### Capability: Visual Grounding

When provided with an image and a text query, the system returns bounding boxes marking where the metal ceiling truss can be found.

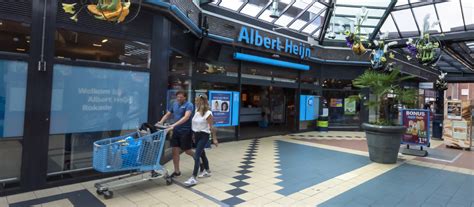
[318,1,334,44]
[286,0,317,27]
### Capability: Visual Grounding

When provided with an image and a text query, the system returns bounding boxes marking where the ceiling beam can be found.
[299,8,326,33]
[388,30,474,45]
[286,0,317,27]
[445,73,474,82]
[444,47,474,72]
[439,57,467,74]
[271,0,296,24]
[335,4,387,10]
[256,1,273,19]
[334,14,383,20]
[237,0,249,13]
[459,0,467,31]
[392,0,448,11]
[319,1,334,44]
[408,0,421,37]
[432,1,443,33]
[369,0,397,41]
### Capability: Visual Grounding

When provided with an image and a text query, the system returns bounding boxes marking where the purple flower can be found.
[406,44,417,57]
[345,36,353,47]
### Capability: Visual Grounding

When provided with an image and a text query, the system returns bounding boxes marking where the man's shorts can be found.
[170,129,192,151]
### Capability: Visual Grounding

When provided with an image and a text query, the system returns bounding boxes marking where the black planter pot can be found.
[362,123,406,164]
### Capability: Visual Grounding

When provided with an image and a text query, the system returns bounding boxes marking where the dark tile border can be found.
[9,190,105,207]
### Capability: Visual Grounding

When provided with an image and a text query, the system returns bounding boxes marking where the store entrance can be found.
[240,85,296,139]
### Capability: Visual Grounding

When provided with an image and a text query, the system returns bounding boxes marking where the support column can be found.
[148,16,171,123]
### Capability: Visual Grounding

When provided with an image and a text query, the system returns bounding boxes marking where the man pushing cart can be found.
[92,123,172,199]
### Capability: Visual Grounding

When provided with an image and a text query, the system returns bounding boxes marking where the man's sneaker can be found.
[184,177,198,186]
[170,171,181,178]
[198,170,211,178]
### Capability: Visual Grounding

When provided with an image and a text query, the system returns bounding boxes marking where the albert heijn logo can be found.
[237,26,311,59]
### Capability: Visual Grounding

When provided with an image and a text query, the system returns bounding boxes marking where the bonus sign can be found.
[401,109,431,146]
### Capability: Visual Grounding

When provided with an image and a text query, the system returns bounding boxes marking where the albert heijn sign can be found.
[237,26,311,59]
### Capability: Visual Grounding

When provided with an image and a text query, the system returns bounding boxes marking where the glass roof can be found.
[210,0,329,39]
[205,0,474,74]
[208,0,474,42]
[379,0,474,39]
[325,0,392,41]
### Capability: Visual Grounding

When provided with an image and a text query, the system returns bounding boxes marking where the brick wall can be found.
[446,83,474,101]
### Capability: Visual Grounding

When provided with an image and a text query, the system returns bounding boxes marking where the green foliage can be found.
[353,68,415,125]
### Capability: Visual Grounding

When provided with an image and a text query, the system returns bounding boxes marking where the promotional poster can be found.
[330,98,343,108]
[401,109,430,146]
[446,100,462,120]
[50,64,150,134]
[344,98,356,115]
[299,95,319,121]
[209,91,232,126]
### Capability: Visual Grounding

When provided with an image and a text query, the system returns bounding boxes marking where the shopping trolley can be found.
[92,128,172,199]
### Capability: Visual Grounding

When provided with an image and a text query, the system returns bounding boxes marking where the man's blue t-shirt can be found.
[169,101,194,132]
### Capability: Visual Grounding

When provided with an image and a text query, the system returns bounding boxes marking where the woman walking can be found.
[184,94,218,186]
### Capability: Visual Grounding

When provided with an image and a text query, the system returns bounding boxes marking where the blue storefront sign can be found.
[237,26,311,59]
[209,91,239,127]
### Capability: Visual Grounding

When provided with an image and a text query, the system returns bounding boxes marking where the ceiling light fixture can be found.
[175,55,183,59]
[16,48,26,52]
[93,43,102,47]
[0,21,3,26]
[101,39,108,43]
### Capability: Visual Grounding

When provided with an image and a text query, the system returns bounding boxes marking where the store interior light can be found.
[175,55,182,58]
[0,21,3,26]
[93,43,102,47]
[101,39,108,43]
[16,48,26,52]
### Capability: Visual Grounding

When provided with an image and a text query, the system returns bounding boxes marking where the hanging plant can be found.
[370,33,397,70]
[344,7,369,55]
[61,0,143,24]
[435,72,448,91]
[405,14,442,66]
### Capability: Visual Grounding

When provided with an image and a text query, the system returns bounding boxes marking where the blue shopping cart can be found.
[93,128,172,199]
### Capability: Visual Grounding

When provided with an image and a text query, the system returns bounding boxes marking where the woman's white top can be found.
[192,110,213,133]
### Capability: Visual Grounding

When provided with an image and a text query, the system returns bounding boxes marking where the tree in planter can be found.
[352,68,418,164]
[352,69,416,126]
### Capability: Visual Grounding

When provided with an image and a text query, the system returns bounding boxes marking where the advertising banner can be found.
[299,95,319,121]
[452,121,468,140]
[232,92,240,126]
[209,91,233,127]
[344,98,356,115]
[446,100,462,120]
[50,64,150,134]
[0,60,27,138]
[401,109,430,146]
[443,100,472,148]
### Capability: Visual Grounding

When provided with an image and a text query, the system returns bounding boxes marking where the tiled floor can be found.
[2,131,473,207]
